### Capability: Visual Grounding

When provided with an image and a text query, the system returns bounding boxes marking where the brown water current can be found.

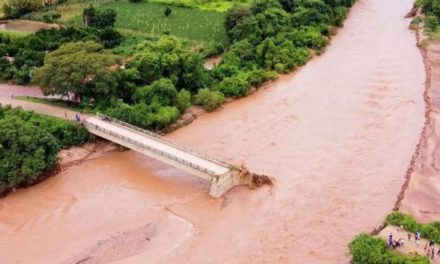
[0,0,427,263]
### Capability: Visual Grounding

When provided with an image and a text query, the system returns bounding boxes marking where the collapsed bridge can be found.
[84,114,271,197]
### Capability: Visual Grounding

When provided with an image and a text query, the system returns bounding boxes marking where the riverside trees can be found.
[33,41,120,102]
[1,0,357,130]
[0,106,88,193]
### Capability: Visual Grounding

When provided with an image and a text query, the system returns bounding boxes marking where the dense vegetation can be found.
[415,0,440,31]
[2,0,45,18]
[349,234,429,264]
[0,105,88,193]
[386,211,440,243]
[0,0,356,131]
[33,41,120,101]
[0,24,122,84]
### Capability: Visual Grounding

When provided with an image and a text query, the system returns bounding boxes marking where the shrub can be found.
[245,69,278,88]
[283,27,327,50]
[0,106,88,193]
[0,58,16,80]
[256,38,310,72]
[132,36,209,93]
[3,0,43,18]
[212,64,240,80]
[349,234,389,263]
[250,0,282,14]
[0,106,89,147]
[425,15,439,31]
[42,11,61,23]
[333,6,349,27]
[105,101,179,130]
[133,78,178,106]
[175,89,191,113]
[349,234,430,264]
[279,0,295,12]
[96,28,124,48]
[216,73,249,97]
[194,88,224,112]
[164,7,172,17]
[0,116,59,192]
[386,212,440,243]
[291,7,330,27]
[225,4,251,37]
[13,64,32,84]
[83,5,117,28]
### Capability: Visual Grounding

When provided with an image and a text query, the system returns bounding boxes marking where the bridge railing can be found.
[84,120,219,177]
[95,113,230,168]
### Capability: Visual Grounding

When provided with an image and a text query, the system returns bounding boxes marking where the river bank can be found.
[0,0,428,263]
[400,25,440,222]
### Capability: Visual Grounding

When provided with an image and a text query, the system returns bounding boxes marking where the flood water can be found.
[0,0,427,263]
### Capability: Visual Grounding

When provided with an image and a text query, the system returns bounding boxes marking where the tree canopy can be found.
[0,115,59,192]
[83,5,117,28]
[33,41,120,101]
[131,36,210,93]
[0,105,88,193]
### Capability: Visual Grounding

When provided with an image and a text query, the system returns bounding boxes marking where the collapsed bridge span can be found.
[84,114,271,197]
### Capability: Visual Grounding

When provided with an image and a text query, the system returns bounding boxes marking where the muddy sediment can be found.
[393,20,432,212]
[0,0,428,263]
[400,26,440,222]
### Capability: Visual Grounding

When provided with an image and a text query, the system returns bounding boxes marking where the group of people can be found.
[390,226,440,260]
[388,233,405,249]
[422,240,439,260]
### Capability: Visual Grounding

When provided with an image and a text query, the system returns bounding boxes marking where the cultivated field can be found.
[97,1,228,45]
[146,0,251,12]
[0,0,4,18]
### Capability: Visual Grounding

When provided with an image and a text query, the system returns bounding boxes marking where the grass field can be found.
[0,29,30,38]
[97,1,228,45]
[146,0,251,12]
[0,0,4,18]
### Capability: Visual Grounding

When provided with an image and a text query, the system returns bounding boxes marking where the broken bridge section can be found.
[83,114,270,197]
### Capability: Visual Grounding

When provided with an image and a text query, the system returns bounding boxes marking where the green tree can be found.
[0,116,59,192]
[279,0,296,12]
[105,101,179,130]
[33,41,119,101]
[3,0,42,18]
[349,234,429,264]
[250,0,282,14]
[215,73,249,97]
[164,7,172,17]
[132,36,209,93]
[83,5,117,28]
[194,88,224,112]
[175,89,191,113]
[225,4,251,37]
[133,78,178,106]
[114,68,141,103]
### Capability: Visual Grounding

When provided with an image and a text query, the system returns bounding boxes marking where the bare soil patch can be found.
[0,19,58,32]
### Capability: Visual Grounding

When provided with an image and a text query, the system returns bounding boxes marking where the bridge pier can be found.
[209,171,238,198]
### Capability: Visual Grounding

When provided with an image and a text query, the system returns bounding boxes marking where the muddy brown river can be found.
[0,0,427,263]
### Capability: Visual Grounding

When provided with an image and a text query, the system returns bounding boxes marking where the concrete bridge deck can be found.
[84,115,242,197]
